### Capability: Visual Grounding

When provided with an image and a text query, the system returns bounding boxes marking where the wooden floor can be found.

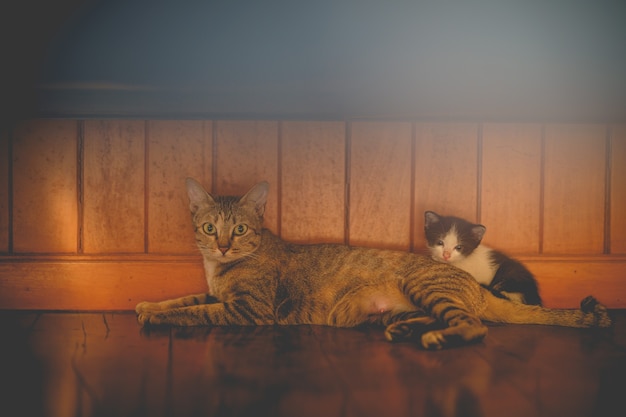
[1,311,625,417]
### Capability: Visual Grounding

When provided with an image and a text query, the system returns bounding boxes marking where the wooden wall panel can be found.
[480,124,542,254]
[0,260,206,310]
[543,125,606,254]
[2,119,625,310]
[281,121,345,243]
[524,259,626,308]
[147,120,212,254]
[611,126,626,254]
[413,123,479,251]
[12,120,78,253]
[83,120,146,253]
[214,121,279,233]
[349,122,412,250]
[0,127,8,252]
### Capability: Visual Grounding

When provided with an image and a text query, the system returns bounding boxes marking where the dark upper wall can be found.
[3,0,626,121]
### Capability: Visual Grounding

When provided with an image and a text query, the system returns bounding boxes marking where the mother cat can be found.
[136,179,611,349]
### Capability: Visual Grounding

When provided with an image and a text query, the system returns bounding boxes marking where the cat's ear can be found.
[471,225,487,241]
[424,211,440,228]
[185,178,215,214]
[240,181,269,217]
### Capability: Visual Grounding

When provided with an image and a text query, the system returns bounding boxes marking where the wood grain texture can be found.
[480,124,542,254]
[413,123,479,251]
[2,311,626,417]
[215,121,279,233]
[349,122,412,250]
[523,259,626,308]
[281,121,345,243]
[6,312,170,417]
[83,120,146,253]
[0,127,8,252]
[611,125,626,254]
[0,259,206,310]
[148,120,212,254]
[543,125,606,254]
[12,120,78,253]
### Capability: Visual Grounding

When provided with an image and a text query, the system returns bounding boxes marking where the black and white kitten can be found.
[424,211,542,306]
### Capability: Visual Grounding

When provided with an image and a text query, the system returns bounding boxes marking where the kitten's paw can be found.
[580,296,612,327]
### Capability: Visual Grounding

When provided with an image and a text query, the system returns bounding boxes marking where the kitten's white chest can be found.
[451,245,497,286]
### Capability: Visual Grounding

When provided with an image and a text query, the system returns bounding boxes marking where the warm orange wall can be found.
[0,119,625,309]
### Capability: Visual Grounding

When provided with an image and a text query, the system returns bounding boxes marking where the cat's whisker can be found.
[241,252,261,261]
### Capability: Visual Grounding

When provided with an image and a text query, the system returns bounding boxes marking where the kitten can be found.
[424,211,541,306]
[135,179,610,350]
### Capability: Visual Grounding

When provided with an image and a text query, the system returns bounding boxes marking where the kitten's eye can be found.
[454,245,463,251]
[202,223,217,235]
[437,240,444,246]
[233,224,248,236]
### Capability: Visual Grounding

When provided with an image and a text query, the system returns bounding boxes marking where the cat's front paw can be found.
[137,311,152,326]
[135,301,162,315]
[135,302,164,326]
[136,309,167,327]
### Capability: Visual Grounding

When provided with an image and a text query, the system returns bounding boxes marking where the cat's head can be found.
[424,211,486,264]
[186,178,268,264]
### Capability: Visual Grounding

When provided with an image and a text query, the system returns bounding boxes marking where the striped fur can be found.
[136,180,611,350]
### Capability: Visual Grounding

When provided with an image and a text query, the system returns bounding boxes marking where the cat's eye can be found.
[202,223,217,235]
[454,245,463,251]
[436,240,444,246]
[233,224,248,236]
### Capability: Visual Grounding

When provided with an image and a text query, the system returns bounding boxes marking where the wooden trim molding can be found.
[1,255,624,310]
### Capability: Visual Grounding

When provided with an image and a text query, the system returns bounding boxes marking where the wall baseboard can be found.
[1,255,624,310]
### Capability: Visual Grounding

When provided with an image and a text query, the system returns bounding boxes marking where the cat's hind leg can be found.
[480,292,612,328]
[399,272,490,349]
[385,307,488,349]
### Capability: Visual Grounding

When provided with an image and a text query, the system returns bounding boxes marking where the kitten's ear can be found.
[424,211,441,228]
[185,178,215,214]
[471,225,487,241]
[240,181,269,217]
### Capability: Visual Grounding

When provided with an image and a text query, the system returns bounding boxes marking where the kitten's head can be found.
[186,178,268,264]
[424,211,486,264]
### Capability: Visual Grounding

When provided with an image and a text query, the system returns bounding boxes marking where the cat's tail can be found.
[479,290,612,328]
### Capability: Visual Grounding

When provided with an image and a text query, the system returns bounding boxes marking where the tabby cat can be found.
[136,179,611,350]
[424,211,542,306]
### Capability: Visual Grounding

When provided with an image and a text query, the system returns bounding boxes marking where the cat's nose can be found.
[218,246,230,255]
[442,251,451,260]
